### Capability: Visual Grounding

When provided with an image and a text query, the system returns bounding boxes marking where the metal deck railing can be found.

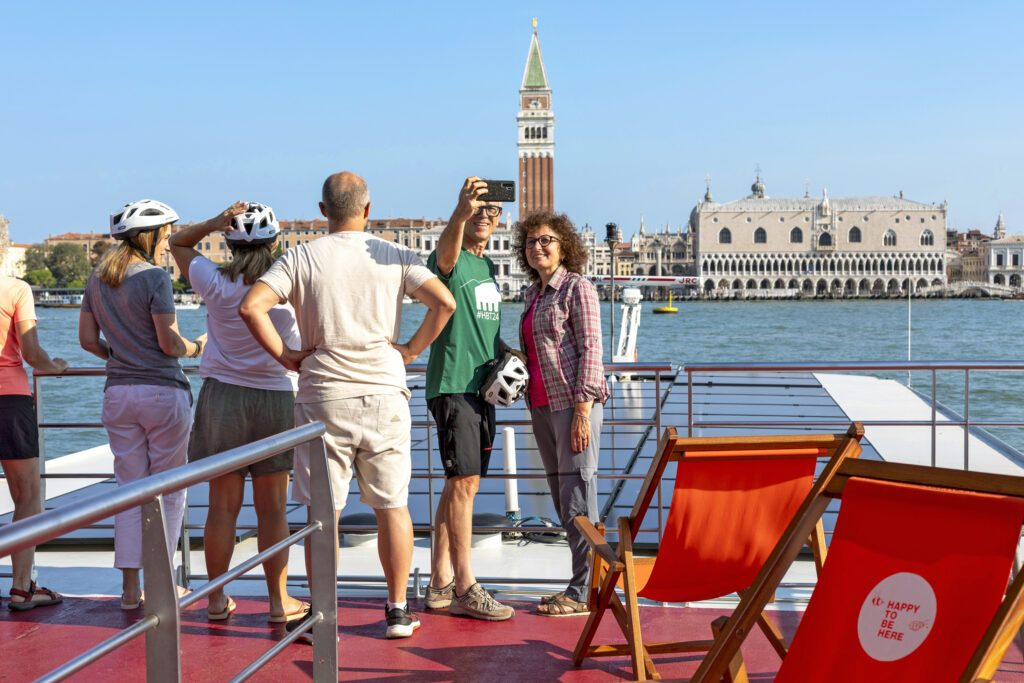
[0,422,338,683]
[9,360,1024,602]
[683,360,1024,468]
[17,364,672,596]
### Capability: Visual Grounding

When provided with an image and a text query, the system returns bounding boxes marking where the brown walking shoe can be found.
[425,580,454,609]
[449,583,514,621]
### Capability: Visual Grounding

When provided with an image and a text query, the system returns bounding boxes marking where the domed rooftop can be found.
[750,174,766,199]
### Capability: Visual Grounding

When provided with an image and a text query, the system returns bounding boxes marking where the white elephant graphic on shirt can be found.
[473,280,501,314]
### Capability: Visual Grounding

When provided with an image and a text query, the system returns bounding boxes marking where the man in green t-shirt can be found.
[423,177,515,621]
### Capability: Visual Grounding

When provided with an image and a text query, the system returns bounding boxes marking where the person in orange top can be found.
[0,272,68,610]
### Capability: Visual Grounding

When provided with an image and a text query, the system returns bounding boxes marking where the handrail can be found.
[0,422,323,556]
[21,363,675,604]
[683,360,1024,470]
[0,422,339,683]
[684,360,1024,372]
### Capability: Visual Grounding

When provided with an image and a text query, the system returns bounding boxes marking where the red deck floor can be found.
[3,596,1024,682]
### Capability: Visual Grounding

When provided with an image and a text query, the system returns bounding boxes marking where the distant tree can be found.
[24,244,52,272]
[272,242,283,259]
[47,243,91,284]
[172,276,188,293]
[24,269,56,287]
[91,240,112,264]
[66,278,86,289]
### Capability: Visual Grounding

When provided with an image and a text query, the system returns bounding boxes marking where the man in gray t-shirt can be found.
[241,171,455,640]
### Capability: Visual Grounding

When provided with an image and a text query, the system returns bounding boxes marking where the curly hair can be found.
[512,211,589,285]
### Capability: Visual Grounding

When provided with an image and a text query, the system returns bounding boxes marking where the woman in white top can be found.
[170,202,307,623]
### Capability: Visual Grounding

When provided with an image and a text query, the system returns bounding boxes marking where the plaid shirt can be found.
[519,266,609,412]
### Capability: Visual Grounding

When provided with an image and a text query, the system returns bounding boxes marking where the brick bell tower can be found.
[517,18,554,218]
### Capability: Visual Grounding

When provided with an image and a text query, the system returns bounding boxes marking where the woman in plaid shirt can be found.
[514,211,610,617]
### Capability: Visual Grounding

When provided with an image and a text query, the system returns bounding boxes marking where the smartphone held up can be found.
[479,180,515,203]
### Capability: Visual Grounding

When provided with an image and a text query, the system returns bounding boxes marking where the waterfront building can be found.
[581,224,631,278]
[690,176,948,297]
[947,248,990,285]
[0,216,28,278]
[629,217,695,277]
[988,215,1024,289]
[581,220,693,280]
[2,243,29,279]
[45,215,533,297]
[518,20,554,217]
[945,226,991,285]
[947,227,994,254]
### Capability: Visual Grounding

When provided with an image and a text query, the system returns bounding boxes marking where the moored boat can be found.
[36,293,83,308]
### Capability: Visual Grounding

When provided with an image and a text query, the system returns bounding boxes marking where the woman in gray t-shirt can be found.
[79,199,206,608]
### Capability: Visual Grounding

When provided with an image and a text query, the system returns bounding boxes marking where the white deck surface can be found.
[816,372,1024,475]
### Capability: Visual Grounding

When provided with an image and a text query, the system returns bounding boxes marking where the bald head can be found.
[321,172,370,224]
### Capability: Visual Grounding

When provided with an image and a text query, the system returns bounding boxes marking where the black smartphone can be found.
[479,180,515,203]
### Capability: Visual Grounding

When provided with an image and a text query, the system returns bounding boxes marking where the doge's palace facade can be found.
[691,176,947,297]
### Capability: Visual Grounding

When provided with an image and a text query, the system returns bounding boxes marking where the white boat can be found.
[36,293,83,308]
[175,295,202,310]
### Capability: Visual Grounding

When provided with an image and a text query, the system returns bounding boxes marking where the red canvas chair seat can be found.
[696,460,1024,683]
[777,477,1024,682]
[573,425,864,681]
[641,449,824,603]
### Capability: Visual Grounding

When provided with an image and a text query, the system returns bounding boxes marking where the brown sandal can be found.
[540,590,566,605]
[536,593,589,617]
[9,581,63,611]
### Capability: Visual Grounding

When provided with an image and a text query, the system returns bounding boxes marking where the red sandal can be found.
[9,581,63,611]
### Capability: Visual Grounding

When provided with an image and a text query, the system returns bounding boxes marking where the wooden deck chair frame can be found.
[572,423,865,681]
[692,459,1024,683]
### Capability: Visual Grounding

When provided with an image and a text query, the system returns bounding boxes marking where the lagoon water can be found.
[30,298,1024,458]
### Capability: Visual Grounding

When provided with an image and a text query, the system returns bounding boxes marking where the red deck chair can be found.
[694,459,1024,683]
[572,423,865,681]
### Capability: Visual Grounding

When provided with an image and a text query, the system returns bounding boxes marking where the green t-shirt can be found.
[425,249,502,399]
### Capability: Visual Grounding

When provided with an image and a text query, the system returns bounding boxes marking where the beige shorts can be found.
[291,393,411,510]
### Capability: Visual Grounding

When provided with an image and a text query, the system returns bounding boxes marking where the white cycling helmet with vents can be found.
[109,199,179,239]
[481,351,529,407]
[225,202,279,246]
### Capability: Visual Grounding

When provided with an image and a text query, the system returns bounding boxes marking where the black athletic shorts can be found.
[0,395,39,460]
[427,393,496,478]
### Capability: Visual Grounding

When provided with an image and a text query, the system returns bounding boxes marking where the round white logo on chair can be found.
[856,572,936,661]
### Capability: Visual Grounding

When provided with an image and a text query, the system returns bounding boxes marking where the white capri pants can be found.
[102,384,191,569]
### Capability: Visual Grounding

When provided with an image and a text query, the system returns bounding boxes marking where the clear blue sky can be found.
[3,1,1022,243]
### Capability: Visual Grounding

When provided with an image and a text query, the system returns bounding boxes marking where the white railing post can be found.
[502,427,520,522]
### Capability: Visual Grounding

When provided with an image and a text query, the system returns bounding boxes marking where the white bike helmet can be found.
[110,199,179,240]
[226,202,279,246]
[481,351,529,407]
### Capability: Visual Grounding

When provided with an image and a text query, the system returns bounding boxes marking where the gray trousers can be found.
[530,402,603,603]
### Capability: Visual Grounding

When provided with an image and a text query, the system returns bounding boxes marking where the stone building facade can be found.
[691,176,948,297]
[945,222,995,284]
[580,221,694,281]
[988,215,1024,289]
[629,219,693,277]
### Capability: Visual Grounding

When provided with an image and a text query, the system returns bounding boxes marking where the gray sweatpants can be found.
[530,402,603,603]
